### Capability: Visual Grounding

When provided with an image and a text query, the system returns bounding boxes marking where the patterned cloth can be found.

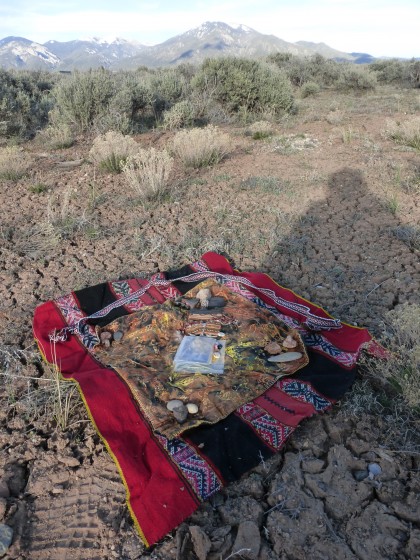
[33,252,382,546]
[94,279,308,439]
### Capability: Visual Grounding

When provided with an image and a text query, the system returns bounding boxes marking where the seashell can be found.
[283,335,297,349]
[264,341,283,355]
[172,404,188,423]
[113,331,123,342]
[167,399,184,411]
[100,331,112,341]
[196,288,212,308]
[212,352,221,360]
[186,403,199,414]
[267,352,303,363]
[218,332,225,337]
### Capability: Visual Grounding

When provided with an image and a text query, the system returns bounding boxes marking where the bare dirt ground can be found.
[1,85,419,559]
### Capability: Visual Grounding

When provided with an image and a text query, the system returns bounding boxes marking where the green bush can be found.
[162,100,195,130]
[192,57,294,117]
[0,69,56,139]
[301,81,321,98]
[51,69,117,133]
[268,53,341,87]
[335,65,377,91]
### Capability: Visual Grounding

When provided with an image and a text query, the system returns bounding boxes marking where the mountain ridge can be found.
[0,22,375,71]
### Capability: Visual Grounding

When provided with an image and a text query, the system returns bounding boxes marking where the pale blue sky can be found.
[0,0,418,57]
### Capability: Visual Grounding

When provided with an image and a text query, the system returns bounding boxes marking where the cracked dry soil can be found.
[1,86,419,559]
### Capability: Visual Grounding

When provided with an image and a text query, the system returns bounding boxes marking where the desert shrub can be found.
[385,117,420,150]
[370,59,407,84]
[335,65,377,91]
[370,58,420,88]
[268,53,341,87]
[150,68,190,117]
[301,81,321,98]
[192,57,294,117]
[0,69,55,139]
[391,225,420,250]
[247,120,274,139]
[0,146,31,179]
[162,100,195,130]
[122,148,174,201]
[36,124,74,149]
[171,125,230,168]
[98,71,155,133]
[366,304,420,409]
[51,69,117,133]
[89,131,139,173]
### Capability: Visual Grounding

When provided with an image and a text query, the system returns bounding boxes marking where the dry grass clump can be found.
[89,131,139,173]
[385,116,420,150]
[171,125,230,168]
[122,147,174,201]
[247,121,274,140]
[0,146,31,180]
[162,100,194,130]
[37,124,74,149]
[366,303,420,409]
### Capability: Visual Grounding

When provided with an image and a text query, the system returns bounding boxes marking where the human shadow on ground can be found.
[260,167,419,334]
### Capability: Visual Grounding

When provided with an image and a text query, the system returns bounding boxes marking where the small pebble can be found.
[0,524,13,555]
[267,351,303,362]
[217,332,225,337]
[353,469,369,482]
[173,404,188,423]
[167,399,184,411]
[113,331,123,342]
[368,463,382,479]
[186,403,199,414]
[283,335,298,349]
[264,341,282,355]
[103,339,111,348]
[100,331,112,341]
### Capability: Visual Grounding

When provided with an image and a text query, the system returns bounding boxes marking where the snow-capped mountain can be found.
[0,36,60,69]
[0,22,365,71]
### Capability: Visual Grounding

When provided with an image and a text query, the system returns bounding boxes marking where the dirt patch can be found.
[1,86,419,559]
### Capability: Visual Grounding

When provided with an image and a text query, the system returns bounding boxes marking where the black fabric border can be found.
[184,413,274,483]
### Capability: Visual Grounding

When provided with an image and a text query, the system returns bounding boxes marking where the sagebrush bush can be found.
[162,100,195,130]
[247,121,274,139]
[0,146,31,180]
[192,57,294,117]
[385,117,420,150]
[36,124,74,149]
[171,125,230,168]
[365,304,420,409]
[122,148,174,201]
[335,65,377,91]
[0,69,56,139]
[268,53,341,87]
[51,69,117,133]
[89,131,140,173]
[301,81,321,98]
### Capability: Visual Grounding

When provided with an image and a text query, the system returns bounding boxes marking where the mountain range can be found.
[0,21,375,71]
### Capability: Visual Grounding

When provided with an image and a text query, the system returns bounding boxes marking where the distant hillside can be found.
[0,22,375,71]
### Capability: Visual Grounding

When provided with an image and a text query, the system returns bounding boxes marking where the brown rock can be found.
[231,520,260,559]
[264,341,282,355]
[190,525,211,560]
[0,481,9,499]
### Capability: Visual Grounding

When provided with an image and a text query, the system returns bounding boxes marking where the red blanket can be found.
[33,252,382,546]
